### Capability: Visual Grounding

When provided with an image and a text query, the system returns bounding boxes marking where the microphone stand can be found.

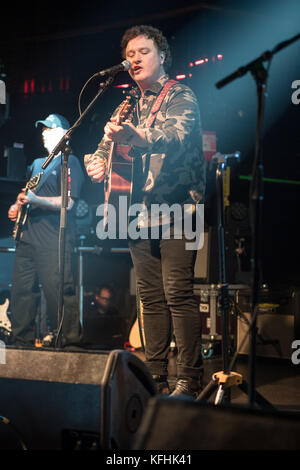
[41,76,115,348]
[215,32,300,408]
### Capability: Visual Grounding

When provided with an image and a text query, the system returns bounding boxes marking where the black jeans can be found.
[129,236,203,379]
[10,240,81,346]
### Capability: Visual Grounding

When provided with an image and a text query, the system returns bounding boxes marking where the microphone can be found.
[97,60,131,77]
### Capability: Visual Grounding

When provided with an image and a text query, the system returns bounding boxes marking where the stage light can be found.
[30,79,35,94]
[217,54,223,60]
[114,84,130,89]
[176,74,186,80]
[75,199,93,235]
[23,80,29,94]
[195,59,205,66]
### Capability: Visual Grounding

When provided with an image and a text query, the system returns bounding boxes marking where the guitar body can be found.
[12,172,42,241]
[129,297,145,350]
[13,204,29,241]
[0,298,11,340]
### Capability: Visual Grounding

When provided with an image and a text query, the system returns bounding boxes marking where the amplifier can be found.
[236,287,300,360]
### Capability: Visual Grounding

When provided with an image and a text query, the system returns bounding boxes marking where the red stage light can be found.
[30,79,35,94]
[217,54,223,60]
[176,74,186,80]
[194,59,205,66]
[23,80,29,94]
[114,84,130,89]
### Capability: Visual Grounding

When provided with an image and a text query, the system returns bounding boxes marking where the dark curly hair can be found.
[121,25,172,70]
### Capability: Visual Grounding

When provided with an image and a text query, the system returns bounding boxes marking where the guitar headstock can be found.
[26,171,42,190]
[116,96,133,125]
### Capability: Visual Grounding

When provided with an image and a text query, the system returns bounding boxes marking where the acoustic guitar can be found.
[13,172,43,241]
[103,95,134,230]
[129,297,146,350]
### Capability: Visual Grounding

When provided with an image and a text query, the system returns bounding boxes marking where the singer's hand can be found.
[86,160,106,183]
[104,119,146,147]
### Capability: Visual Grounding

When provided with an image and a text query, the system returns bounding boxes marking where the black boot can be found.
[152,375,171,395]
[170,377,202,399]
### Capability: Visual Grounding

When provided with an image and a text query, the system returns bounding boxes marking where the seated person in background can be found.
[83,285,124,349]
[88,285,119,316]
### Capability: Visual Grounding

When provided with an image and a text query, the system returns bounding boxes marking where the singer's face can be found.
[125,35,165,92]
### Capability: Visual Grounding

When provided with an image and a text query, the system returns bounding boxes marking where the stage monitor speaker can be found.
[133,396,300,450]
[100,349,156,450]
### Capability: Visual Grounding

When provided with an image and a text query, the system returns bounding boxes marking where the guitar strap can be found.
[31,155,63,195]
[146,79,179,128]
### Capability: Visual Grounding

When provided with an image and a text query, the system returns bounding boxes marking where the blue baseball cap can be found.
[35,113,70,130]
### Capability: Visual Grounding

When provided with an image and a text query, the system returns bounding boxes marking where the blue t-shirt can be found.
[21,153,85,249]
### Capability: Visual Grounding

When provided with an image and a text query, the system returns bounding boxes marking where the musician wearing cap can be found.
[8,114,85,348]
[84,25,206,397]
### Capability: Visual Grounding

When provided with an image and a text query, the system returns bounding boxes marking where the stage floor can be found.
[135,349,300,411]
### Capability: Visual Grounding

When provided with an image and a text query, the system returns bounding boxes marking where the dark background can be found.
[0,0,300,291]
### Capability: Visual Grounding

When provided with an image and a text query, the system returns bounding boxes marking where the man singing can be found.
[85,25,206,397]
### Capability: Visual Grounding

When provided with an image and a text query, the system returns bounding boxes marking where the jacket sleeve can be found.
[83,102,124,169]
[142,86,201,159]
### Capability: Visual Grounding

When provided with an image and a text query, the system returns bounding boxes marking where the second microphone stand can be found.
[196,153,275,410]
[42,76,115,348]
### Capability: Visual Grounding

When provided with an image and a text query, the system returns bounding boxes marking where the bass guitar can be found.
[13,172,43,241]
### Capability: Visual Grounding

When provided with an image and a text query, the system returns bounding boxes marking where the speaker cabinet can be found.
[4,147,27,180]
[133,396,300,450]
[194,230,210,282]
[237,288,300,360]
[100,350,156,450]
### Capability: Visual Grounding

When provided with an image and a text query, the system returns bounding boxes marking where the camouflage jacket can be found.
[84,74,205,208]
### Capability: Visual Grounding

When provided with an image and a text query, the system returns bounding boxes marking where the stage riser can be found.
[0,348,109,449]
[0,348,109,384]
[0,378,100,450]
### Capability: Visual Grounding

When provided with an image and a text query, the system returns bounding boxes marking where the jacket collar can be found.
[132,74,170,98]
